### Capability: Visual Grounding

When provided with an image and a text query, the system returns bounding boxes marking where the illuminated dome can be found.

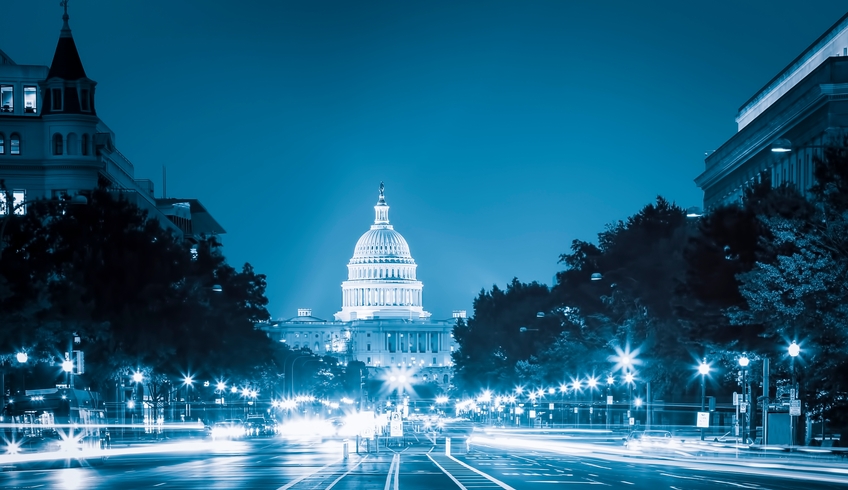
[335,183,430,322]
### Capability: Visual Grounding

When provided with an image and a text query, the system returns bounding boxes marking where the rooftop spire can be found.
[60,0,71,37]
[378,181,386,204]
[47,0,87,80]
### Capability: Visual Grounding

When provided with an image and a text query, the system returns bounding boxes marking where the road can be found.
[0,436,847,489]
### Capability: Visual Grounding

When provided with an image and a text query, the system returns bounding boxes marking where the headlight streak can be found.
[469,431,848,484]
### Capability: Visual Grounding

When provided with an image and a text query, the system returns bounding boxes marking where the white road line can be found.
[620,481,634,485]
[446,454,518,490]
[384,453,398,490]
[325,456,367,490]
[275,457,344,490]
[428,453,468,490]
[581,462,611,470]
[153,484,166,487]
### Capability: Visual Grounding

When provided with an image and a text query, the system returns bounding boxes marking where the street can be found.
[1,434,847,489]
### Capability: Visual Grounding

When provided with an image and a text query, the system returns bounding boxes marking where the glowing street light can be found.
[133,372,144,383]
[16,352,27,364]
[62,359,73,373]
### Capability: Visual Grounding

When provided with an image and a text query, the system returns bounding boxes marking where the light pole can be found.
[739,356,750,444]
[606,375,614,429]
[587,377,597,428]
[183,376,193,421]
[559,384,567,427]
[788,341,800,447]
[698,359,709,440]
[16,352,28,396]
[624,372,634,426]
[572,380,581,426]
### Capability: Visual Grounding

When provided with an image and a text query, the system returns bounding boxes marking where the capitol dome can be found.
[334,184,430,322]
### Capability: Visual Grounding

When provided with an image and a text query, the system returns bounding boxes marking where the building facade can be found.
[0,7,223,243]
[695,12,848,210]
[259,185,461,392]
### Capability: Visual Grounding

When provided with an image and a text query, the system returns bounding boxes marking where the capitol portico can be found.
[259,184,460,393]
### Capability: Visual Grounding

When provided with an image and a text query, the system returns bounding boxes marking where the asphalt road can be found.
[0,436,847,489]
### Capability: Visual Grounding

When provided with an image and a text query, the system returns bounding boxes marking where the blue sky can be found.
[2,1,845,319]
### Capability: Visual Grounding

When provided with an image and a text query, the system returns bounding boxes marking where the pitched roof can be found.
[47,14,87,80]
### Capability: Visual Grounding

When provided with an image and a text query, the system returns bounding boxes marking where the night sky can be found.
[2,1,845,320]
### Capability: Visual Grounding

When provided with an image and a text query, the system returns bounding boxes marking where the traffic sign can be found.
[696,411,710,428]
[732,392,739,405]
[740,403,747,413]
[390,412,403,437]
[790,400,801,416]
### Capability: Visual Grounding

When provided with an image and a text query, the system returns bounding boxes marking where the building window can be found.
[10,133,20,155]
[0,190,26,216]
[80,89,90,111]
[366,343,371,351]
[0,85,12,112]
[24,86,36,113]
[0,133,4,154]
[367,357,371,364]
[81,133,89,156]
[51,88,62,111]
[52,133,63,155]
[433,357,437,364]
[67,133,78,155]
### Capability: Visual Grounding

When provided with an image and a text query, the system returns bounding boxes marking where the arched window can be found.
[66,133,78,155]
[443,374,449,384]
[52,133,63,155]
[0,133,5,155]
[81,133,89,156]
[10,133,20,155]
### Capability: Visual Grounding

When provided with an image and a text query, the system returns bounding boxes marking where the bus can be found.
[3,387,107,452]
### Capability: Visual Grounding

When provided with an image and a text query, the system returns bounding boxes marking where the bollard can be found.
[343,440,349,460]
[445,437,451,456]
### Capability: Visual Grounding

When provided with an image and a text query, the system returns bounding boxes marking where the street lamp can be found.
[183,376,193,420]
[788,341,800,446]
[739,356,750,444]
[698,359,710,441]
[606,375,614,429]
[624,372,634,425]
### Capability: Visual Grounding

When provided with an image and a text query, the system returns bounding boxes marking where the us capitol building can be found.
[258,184,461,390]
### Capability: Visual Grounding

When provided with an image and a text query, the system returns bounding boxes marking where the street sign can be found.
[549,403,554,410]
[529,410,536,419]
[790,389,796,400]
[629,417,635,426]
[573,407,578,413]
[790,400,801,416]
[732,392,739,405]
[740,403,747,414]
[696,411,710,428]
[390,412,403,437]
[607,396,613,405]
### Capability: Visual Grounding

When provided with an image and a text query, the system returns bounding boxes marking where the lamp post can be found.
[624,372,634,426]
[788,341,800,447]
[698,359,709,440]
[606,375,614,429]
[572,380,581,426]
[559,384,567,427]
[183,376,193,421]
[739,356,750,444]
[587,377,597,428]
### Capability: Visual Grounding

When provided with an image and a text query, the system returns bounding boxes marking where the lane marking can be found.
[446,454,518,490]
[620,481,634,485]
[428,453,468,490]
[153,484,166,487]
[581,462,611,470]
[326,456,367,490]
[275,456,344,490]
[384,453,400,490]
